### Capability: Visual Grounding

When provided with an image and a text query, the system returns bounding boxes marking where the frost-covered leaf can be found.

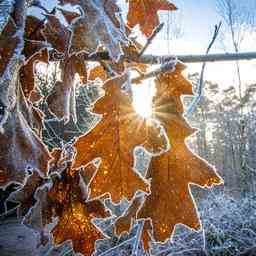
[7,171,45,217]
[73,74,169,203]
[20,48,49,98]
[0,86,51,187]
[23,15,48,60]
[0,0,26,128]
[127,0,177,37]
[43,13,72,55]
[0,17,20,77]
[46,55,86,123]
[19,84,45,134]
[70,0,128,61]
[139,64,222,247]
[24,166,109,256]
[115,195,145,235]
[0,0,15,34]
[114,63,223,251]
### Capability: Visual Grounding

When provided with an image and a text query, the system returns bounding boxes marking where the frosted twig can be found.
[132,220,145,256]
[132,59,177,84]
[186,21,222,116]
[139,23,164,57]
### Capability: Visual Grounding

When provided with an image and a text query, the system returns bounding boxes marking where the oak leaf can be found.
[18,84,44,135]
[20,48,49,98]
[24,166,108,256]
[23,15,48,60]
[7,171,45,217]
[127,0,177,37]
[70,0,128,61]
[115,63,223,250]
[46,55,86,122]
[0,17,19,77]
[73,74,168,203]
[43,14,72,55]
[0,101,51,187]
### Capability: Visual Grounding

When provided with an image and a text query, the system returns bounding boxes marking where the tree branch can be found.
[186,21,222,115]
[76,51,256,64]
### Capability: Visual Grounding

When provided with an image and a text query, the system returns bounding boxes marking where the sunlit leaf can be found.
[73,74,168,203]
[127,0,177,37]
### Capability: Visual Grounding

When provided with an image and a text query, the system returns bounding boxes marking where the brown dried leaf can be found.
[7,171,45,217]
[88,65,109,82]
[46,55,85,122]
[73,74,168,203]
[49,146,75,174]
[23,16,47,60]
[0,17,19,77]
[20,48,49,98]
[42,14,71,54]
[24,15,45,41]
[70,0,128,61]
[0,102,51,187]
[127,0,177,37]
[19,85,44,135]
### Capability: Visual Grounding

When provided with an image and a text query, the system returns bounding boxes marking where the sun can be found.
[132,80,154,119]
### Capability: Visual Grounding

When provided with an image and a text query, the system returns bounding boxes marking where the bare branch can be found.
[139,22,164,57]
[73,51,256,64]
[186,21,222,115]
[132,60,177,84]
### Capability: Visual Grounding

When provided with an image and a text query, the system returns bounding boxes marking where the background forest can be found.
[0,0,256,256]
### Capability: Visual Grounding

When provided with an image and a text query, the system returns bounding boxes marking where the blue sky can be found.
[171,0,219,44]
[144,0,256,88]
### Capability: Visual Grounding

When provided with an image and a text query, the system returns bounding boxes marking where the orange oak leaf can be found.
[137,117,223,246]
[24,166,108,256]
[89,65,109,82]
[127,0,177,37]
[114,63,223,250]
[70,0,128,61]
[73,74,168,203]
[50,168,109,256]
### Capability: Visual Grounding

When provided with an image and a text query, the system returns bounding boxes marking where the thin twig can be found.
[132,220,145,256]
[132,59,177,84]
[71,50,256,64]
[139,23,164,57]
[186,21,222,116]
